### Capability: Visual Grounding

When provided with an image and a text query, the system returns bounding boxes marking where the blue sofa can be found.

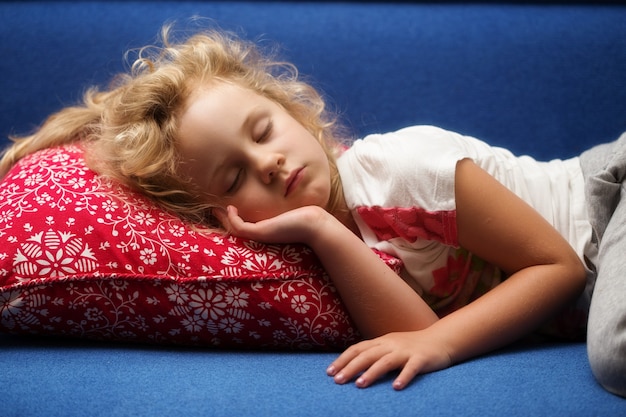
[2,1,626,416]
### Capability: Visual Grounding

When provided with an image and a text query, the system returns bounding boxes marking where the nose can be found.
[256,151,285,184]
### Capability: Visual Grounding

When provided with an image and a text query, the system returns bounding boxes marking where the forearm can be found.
[220,205,438,339]
[428,263,585,363]
[309,214,438,338]
[328,160,589,390]
[448,158,587,361]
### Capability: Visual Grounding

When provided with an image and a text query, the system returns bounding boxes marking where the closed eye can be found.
[256,120,273,143]
[226,120,272,194]
[226,168,243,194]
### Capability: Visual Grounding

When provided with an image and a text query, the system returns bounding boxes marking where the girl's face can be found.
[177,82,332,223]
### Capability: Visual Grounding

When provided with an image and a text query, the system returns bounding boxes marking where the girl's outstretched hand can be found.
[215,205,333,245]
[326,329,453,390]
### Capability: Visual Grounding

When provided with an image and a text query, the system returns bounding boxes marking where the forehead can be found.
[174,83,273,193]
[182,82,257,124]
[177,83,266,149]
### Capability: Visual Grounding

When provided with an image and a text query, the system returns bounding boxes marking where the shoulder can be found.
[348,125,459,153]
[337,125,473,210]
[339,125,459,167]
[341,125,487,169]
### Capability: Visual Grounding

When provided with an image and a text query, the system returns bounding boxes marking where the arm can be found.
[435,158,587,360]
[327,159,587,389]
[219,205,439,338]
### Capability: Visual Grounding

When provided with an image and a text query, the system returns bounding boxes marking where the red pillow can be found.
[0,144,402,349]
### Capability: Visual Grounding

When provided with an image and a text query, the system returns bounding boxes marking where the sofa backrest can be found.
[1,1,625,159]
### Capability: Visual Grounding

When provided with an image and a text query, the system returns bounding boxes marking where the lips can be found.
[285,167,304,197]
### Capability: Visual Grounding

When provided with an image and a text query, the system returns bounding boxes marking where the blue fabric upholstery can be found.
[1,335,625,416]
[3,2,626,159]
[1,1,626,415]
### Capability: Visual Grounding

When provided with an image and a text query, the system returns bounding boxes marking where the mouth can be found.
[285,167,304,197]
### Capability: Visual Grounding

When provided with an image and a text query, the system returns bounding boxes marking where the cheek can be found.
[229,191,280,223]
[237,204,282,223]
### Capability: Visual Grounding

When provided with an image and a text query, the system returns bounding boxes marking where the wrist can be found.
[299,206,340,246]
[305,209,360,256]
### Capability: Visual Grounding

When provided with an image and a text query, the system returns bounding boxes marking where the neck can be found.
[332,198,361,238]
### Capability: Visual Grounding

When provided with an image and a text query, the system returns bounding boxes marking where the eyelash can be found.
[256,120,273,143]
[226,169,242,194]
[226,120,273,194]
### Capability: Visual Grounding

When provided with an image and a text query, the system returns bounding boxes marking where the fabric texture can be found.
[338,125,593,333]
[2,1,626,414]
[0,145,407,349]
[3,334,625,417]
[580,133,626,397]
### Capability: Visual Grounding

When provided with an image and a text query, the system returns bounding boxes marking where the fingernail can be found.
[393,380,404,390]
[326,365,336,376]
[334,372,345,384]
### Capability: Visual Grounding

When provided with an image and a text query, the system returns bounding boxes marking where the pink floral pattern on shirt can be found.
[357,207,502,316]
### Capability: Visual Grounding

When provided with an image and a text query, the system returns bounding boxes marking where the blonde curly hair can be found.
[0,24,348,226]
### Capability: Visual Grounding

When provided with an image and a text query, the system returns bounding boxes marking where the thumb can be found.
[212,206,233,232]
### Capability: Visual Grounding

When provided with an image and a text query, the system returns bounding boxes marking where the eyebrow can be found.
[241,105,265,136]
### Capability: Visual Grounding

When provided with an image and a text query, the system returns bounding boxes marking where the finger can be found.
[331,345,391,385]
[327,341,372,376]
[225,206,252,236]
[354,353,406,388]
[392,358,424,390]
[226,205,241,223]
[212,207,230,230]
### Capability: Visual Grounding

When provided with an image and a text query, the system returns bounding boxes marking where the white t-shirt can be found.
[337,125,594,314]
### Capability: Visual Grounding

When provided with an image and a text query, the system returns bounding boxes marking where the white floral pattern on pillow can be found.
[0,145,401,349]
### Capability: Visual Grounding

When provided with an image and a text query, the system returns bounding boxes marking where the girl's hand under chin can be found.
[217,204,451,391]
[215,205,333,245]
